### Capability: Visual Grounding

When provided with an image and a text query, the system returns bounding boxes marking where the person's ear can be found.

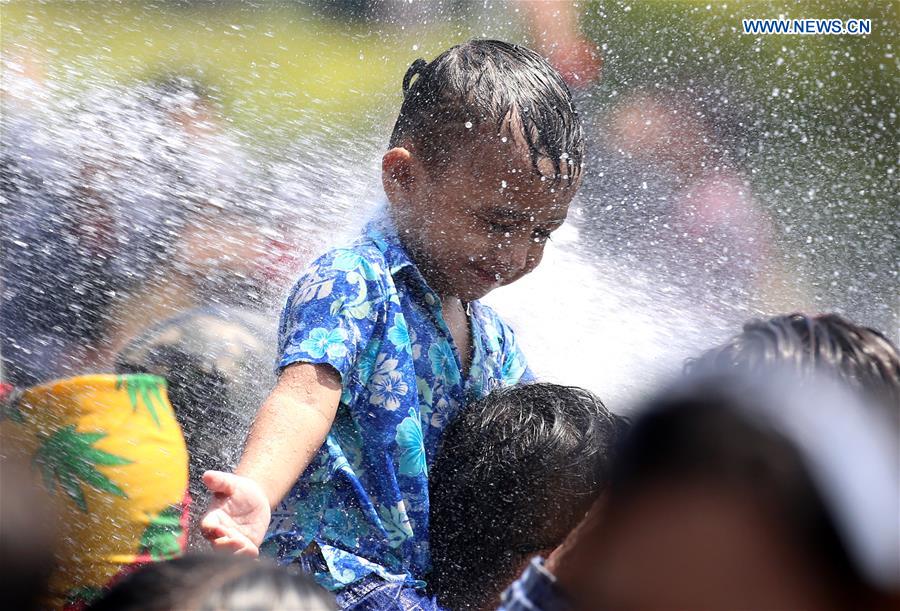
[382,146,418,204]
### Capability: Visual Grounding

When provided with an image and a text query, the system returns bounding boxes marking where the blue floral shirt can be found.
[262,214,532,590]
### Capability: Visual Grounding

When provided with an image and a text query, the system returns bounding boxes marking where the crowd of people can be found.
[2,38,898,611]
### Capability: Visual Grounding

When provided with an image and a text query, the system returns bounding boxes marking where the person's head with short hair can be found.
[584,371,899,610]
[87,553,335,611]
[382,40,585,302]
[0,456,57,611]
[428,383,625,610]
[685,313,900,415]
[140,72,220,135]
[114,306,275,549]
[115,307,274,472]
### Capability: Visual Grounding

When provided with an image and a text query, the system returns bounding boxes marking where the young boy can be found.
[200,40,584,590]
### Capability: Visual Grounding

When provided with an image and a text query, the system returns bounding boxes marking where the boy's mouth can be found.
[471,265,502,287]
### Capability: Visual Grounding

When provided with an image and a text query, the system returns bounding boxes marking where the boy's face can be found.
[384,132,577,302]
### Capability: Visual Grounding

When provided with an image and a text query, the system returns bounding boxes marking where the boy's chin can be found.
[458,282,498,303]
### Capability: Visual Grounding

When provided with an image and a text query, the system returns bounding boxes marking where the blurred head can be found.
[0,456,57,611]
[607,90,710,166]
[382,40,584,300]
[686,313,900,417]
[115,307,274,467]
[428,383,625,610]
[114,307,275,548]
[583,372,899,611]
[87,554,335,611]
[141,73,220,136]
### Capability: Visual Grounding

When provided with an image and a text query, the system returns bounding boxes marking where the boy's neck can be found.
[384,206,457,301]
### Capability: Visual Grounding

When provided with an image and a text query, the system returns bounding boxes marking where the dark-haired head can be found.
[382,41,584,302]
[685,313,900,416]
[390,39,583,184]
[428,383,625,610]
[585,372,899,610]
[87,554,335,611]
[114,306,275,549]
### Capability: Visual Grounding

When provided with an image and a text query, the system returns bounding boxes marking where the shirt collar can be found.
[363,206,450,310]
[363,206,417,275]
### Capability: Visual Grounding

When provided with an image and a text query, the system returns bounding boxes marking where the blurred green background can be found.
[2,0,897,329]
[3,1,894,145]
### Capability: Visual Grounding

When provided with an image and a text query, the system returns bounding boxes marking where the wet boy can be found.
[201,40,584,590]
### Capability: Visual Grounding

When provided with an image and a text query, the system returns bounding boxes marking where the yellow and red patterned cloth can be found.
[1,374,189,609]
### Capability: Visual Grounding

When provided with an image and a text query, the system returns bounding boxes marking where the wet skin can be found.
[382,129,578,371]
[382,129,579,304]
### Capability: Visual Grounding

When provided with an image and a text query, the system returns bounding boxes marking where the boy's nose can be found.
[494,239,541,280]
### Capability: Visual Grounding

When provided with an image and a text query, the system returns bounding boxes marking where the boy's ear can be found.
[382,147,417,200]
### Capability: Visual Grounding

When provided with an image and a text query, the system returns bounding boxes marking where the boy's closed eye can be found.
[479,215,562,243]
[486,219,519,234]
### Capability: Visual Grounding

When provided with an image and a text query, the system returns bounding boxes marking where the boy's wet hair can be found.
[428,383,626,610]
[389,39,584,185]
[685,313,900,416]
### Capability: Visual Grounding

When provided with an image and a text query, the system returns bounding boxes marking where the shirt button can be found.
[425,293,436,306]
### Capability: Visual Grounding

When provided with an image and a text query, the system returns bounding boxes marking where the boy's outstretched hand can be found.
[200,470,271,557]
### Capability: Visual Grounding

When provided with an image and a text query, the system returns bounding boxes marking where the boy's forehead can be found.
[448,129,576,203]
[460,127,538,175]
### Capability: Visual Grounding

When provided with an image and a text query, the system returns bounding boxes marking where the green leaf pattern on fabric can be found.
[65,586,106,606]
[33,424,132,512]
[139,504,184,560]
[115,374,168,428]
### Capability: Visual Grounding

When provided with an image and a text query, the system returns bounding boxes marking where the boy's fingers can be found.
[202,470,237,495]
[213,534,259,558]
[200,510,238,541]
[200,520,226,542]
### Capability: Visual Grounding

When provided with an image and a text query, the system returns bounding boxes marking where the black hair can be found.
[114,306,275,549]
[87,554,335,611]
[608,373,868,604]
[685,313,900,415]
[428,383,626,610]
[389,40,584,186]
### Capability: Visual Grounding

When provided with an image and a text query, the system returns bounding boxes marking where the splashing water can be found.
[1,1,896,411]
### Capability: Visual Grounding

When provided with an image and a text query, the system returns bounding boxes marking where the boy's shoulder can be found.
[283,232,400,314]
[302,233,396,283]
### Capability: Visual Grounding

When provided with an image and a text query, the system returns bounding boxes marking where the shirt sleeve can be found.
[276,246,387,381]
[498,557,570,611]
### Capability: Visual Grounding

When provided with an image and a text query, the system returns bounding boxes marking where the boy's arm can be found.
[236,362,342,505]
[201,362,341,555]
